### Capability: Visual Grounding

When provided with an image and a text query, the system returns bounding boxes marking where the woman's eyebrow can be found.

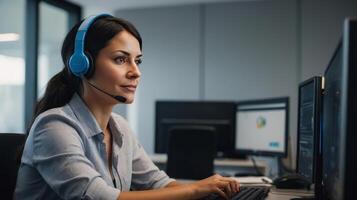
[112,49,142,58]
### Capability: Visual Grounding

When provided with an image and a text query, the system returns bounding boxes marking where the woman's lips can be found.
[121,85,137,92]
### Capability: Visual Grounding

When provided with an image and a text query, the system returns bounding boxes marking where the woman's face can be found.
[90,30,142,104]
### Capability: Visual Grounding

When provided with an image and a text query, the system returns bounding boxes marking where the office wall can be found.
[114,0,357,169]
[301,0,357,80]
[204,1,298,101]
[203,0,299,168]
[115,6,202,151]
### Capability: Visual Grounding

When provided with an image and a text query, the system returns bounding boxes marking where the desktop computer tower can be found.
[297,76,323,199]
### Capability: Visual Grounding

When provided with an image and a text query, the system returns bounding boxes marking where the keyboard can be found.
[202,186,270,200]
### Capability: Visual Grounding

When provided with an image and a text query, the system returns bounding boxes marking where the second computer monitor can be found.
[235,97,289,157]
[155,101,236,157]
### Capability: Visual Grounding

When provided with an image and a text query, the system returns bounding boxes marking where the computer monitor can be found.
[321,18,357,200]
[234,97,289,157]
[155,101,236,157]
[296,76,323,198]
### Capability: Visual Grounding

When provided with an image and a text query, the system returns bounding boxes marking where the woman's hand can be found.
[188,174,240,199]
[118,174,240,200]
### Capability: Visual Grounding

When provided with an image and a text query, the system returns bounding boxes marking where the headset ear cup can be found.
[84,51,95,78]
[68,52,90,77]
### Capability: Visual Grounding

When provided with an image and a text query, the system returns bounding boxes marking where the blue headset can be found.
[68,14,112,77]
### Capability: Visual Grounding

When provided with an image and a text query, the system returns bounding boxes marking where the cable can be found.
[251,156,264,176]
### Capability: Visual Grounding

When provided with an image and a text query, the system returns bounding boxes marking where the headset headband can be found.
[74,14,111,55]
[69,14,112,77]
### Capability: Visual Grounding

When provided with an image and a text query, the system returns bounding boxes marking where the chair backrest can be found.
[0,133,26,199]
[166,125,216,180]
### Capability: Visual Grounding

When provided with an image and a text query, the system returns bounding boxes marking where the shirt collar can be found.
[68,93,103,138]
[109,116,123,148]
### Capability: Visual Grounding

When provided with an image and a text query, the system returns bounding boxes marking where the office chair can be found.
[166,125,216,180]
[0,133,26,199]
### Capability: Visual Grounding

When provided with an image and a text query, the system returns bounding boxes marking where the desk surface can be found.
[149,154,266,168]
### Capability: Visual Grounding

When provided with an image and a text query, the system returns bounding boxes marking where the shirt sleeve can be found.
[32,116,120,200]
[130,136,175,190]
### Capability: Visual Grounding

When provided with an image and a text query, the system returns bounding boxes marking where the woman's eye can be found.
[115,56,127,64]
[135,59,143,65]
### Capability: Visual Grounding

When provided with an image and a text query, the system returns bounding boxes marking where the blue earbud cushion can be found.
[68,51,90,77]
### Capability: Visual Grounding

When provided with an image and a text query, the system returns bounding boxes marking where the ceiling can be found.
[68,0,261,13]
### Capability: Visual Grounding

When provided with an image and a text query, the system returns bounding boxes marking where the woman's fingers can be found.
[213,187,228,200]
[225,178,236,194]
[220,176,240,193]
[221,180,233,197]
[230,178,240,193]
[206,174,241,198]
[214,179,234,197]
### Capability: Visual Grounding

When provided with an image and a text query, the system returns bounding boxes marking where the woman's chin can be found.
[124,96,135,104]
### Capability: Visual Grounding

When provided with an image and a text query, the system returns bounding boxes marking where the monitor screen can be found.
[296,77,322,185]
[155,101,236,157]
[322,18,357,200]
[235,97,289,157]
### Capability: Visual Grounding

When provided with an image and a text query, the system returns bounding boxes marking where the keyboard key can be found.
[201,186,270,200]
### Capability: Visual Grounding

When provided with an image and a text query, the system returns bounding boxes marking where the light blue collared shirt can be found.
[15,93,174,200]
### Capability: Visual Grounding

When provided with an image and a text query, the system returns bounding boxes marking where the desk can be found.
[267,187,314,200]
[150,154,267,176]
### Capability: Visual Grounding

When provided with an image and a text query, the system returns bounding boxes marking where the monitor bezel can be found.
[234,97,289,157]
[321,40,343,200]
[338,18,357,200]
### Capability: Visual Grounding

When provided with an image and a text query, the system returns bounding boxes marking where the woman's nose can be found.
[127,61,141,79]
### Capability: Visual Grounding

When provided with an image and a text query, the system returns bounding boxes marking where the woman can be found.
[15,14,239,200]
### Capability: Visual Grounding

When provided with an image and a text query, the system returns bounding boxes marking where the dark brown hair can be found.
[29,16,142,132]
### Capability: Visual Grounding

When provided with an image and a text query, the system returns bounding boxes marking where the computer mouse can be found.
[273,174,311,189]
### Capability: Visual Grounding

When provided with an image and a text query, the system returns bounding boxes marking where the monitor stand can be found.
[234,156,264,177]
[277,156,284,176]
[236,156,290,178]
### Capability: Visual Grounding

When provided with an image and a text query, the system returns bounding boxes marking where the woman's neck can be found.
[81,92,114,132]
